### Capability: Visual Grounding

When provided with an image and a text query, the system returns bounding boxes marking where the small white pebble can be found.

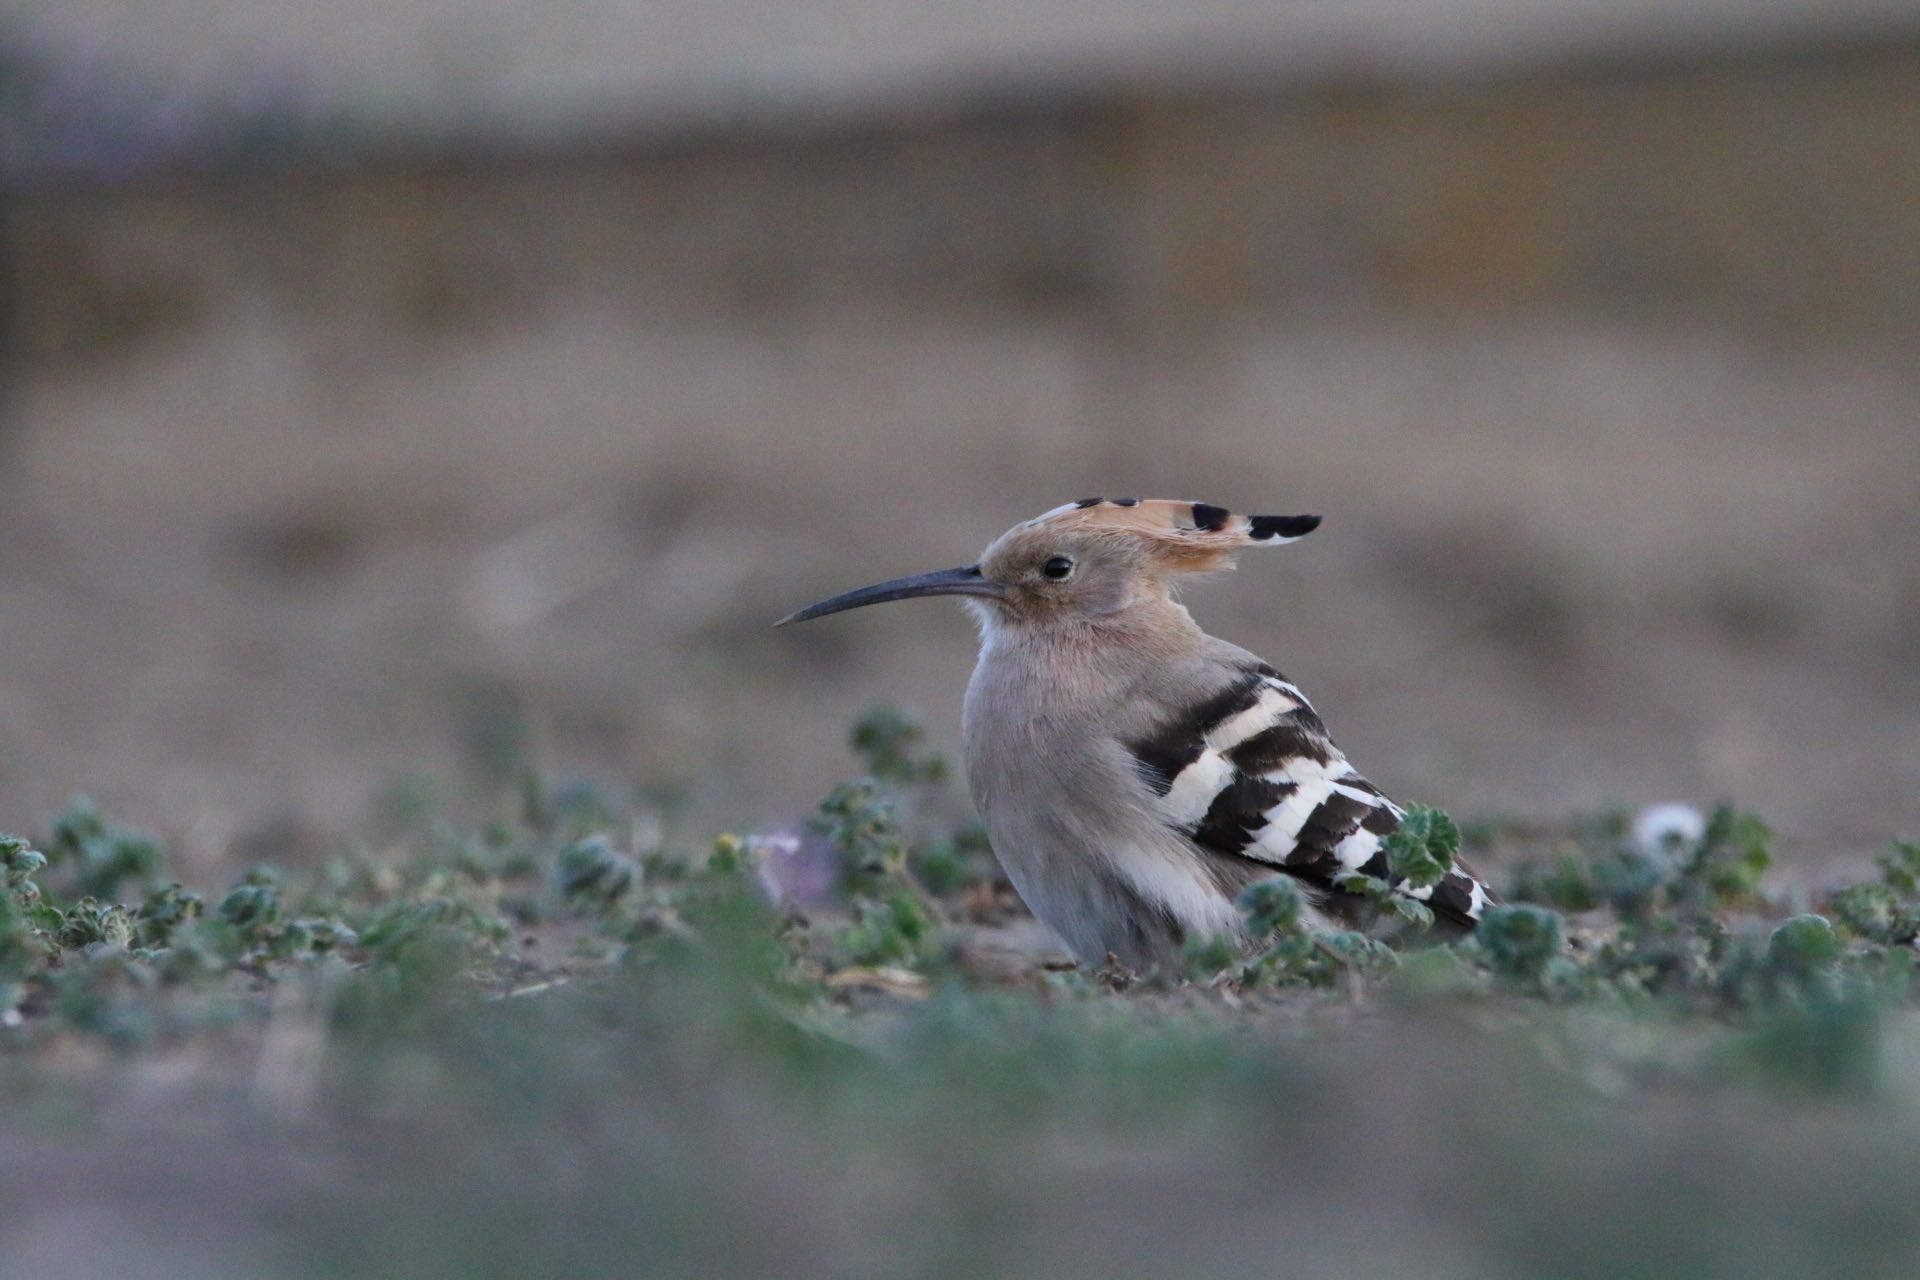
[1633,802,1707,862]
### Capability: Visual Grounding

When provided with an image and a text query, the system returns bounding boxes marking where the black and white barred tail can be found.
[1125,661,1496,928]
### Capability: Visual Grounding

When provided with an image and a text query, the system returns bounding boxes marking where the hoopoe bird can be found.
[778,498,1496,973]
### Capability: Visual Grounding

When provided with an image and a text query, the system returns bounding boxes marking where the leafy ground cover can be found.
[3,709,1919,1279]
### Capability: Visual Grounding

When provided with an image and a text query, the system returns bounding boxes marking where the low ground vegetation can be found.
[3,709,1918,1277]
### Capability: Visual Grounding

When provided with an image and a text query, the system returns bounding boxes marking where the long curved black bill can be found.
[775,565,1002,627]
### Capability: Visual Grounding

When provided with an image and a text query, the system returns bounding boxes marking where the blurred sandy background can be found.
[1,1,1916,878]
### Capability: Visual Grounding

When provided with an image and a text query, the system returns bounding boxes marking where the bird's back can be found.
[965,627,1496,970]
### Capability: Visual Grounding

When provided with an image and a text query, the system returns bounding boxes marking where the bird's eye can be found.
[1042,556,1074,581]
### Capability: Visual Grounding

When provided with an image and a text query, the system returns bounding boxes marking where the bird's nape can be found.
[774,564,1004,627]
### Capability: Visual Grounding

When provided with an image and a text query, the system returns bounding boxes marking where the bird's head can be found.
[775,498,1320,630]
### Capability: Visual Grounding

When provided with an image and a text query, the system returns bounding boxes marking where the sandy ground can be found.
[24,1,1919,137]
[2,301,1916,883]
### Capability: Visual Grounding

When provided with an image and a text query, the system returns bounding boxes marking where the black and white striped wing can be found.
[1125,663,1493,925]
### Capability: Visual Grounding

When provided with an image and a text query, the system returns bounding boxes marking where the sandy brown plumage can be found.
[780,497,1497,972]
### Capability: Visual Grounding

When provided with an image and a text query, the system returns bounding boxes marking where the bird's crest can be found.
[1025,498,1320,570]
